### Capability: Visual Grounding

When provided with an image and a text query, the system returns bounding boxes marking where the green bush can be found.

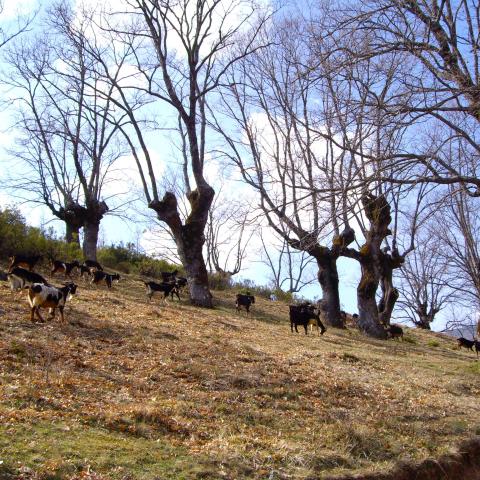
[208,272,232,290]
[0,207,82,265]
[97,243,180,279]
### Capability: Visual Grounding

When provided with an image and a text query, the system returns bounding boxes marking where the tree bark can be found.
[81,200,109,261]
[65,222,81,246]
[341,193,393,339]
[357,254,388,339]
[176,227,212,307]
[83,221,100,261]
[314,250,343,328]
[378,251,404,326]
[150,189,214,307]
[416,315,432,330]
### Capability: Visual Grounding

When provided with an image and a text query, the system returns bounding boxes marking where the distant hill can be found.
[442,324,478,339]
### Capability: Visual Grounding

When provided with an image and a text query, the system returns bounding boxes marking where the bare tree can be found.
[215,18,361,328]
[258,228,317,294]
[327,0,480,194]
[436,186,480,310]
[90,0,268,306]
[0,0,35,49]
[205,191,254,281]
[6,3,128,259]
[396,230,455,329]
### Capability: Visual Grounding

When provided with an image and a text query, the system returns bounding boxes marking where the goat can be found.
[387,324,404,340]
[9,254,42,272]
[457,337,480,356]
[27,282,77,323]
[79,265,92,279]
[91,271,120,289]
[144,281,180,302]
[7,267,49,291]
[175,276,188,290]
[236,293,255,315]
[160,270,179,282]
[51,260,80,278]
[289,303,326,335]
[83,259,103,272]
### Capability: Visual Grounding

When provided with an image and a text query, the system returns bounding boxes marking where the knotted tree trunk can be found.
[82,201,109,261]
[150,187,214,308]
[341,193,396,339]
[378,250,404,326]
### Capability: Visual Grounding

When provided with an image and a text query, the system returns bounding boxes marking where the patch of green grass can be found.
[464,361,480,374]
[0,421,197,480]
[8,340,27,358]
[427,340,440,348]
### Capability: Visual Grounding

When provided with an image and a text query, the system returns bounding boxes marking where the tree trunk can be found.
[378,251,404,326]
[150,189,214,308]
[83,221,100,261]
[416,315,432,329]
[177,229,212,307]
[65,222,81,246]
[352,193,393,339]
[357,258,388,339]
[315,253,343,328]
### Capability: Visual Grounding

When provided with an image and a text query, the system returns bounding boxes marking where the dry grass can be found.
[1,270,480,479]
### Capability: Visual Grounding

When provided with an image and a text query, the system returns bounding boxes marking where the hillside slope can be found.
[1,271,480,479]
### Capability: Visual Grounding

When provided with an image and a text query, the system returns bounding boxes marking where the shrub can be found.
[0,207,83,264]
[208,272,232,290]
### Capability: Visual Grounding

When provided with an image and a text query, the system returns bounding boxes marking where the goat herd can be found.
[1,254,478,358]
[2,254,187,324]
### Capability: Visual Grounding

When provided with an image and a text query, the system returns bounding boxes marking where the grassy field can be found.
[1,269,480,479]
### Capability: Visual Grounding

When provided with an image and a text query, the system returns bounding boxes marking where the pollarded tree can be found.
[215,17,363,328]
[91,0,269,306]
[6,2,128,259]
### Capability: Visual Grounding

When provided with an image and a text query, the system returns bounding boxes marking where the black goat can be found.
[289,303,326,335]
[91,271,120,289]
[84,259,103,272]
[79,265,92,279]
[457,337,480,356]
[236,293,255,315]
[175,277,188,290]
[7,267,49,291]
[144,281,180,302]
[9,254,42,272]
[387,324,404,340]
[161,270,179,282]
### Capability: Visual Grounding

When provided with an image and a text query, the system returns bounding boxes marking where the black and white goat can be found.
[7,267,49,291]
[51,260,80,277]
[144,281,180,302]
[91,271,120,288]
[27,282,77,323]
